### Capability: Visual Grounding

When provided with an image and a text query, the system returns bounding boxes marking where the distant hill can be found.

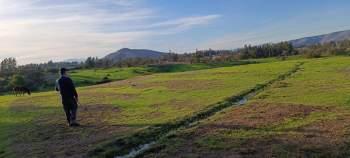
[104,48,166,61]
[290,30,350,47]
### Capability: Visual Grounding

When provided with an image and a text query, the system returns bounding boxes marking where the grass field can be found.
[0,59,300,158]
[69,67,149,87]
[69,60,277,87]
[141,56,350,158]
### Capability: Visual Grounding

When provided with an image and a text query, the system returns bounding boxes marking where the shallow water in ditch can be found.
[111,63,305,158]
[115,142,156,158]
[239,98,248,105]
[116,98,249,158]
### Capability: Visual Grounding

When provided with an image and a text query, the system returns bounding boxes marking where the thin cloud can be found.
[107,0,140,6]
[0,0,221,64]
[150,15,221,28]
[148,15,222,34]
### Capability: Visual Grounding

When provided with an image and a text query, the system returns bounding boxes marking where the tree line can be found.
[1,40,349,94]
[79,42,297,69]
[299,40,350,58]
[0,59,81,93]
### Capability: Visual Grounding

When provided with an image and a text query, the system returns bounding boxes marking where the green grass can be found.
[242,55,303,63]
[141,56,350,158]
[0,94,59,157]
[146,60,255,73]
[70,67,149,87]
[69,60,258,87]
[0,60,299,157]
[79,61,297,125]
[254,56,350,106]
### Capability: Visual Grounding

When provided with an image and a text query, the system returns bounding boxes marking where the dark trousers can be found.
[62,98,78,124]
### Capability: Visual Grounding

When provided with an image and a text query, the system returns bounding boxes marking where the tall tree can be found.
[0,57,17,77]
[10,74,26,87]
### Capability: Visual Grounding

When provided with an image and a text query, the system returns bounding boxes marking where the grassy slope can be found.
[0,60,298,157]
[70,67,149,87]
[143,56,350,158]
[255,56,350,106]
[69,59,288,87]
[70,62,251,87]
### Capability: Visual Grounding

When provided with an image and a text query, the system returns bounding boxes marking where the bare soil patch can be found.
[144,103,350,158]
[164,80,223,91]
[133,79,223,91]
[79,90,139,102]
[214,102,319,127]
[9,96,58,112]
[9,104,135,158]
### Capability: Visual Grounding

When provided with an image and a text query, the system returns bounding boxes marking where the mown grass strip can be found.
[89,62,305,158]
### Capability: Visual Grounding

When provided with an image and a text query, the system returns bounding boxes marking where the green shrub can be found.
[98,76,111,84]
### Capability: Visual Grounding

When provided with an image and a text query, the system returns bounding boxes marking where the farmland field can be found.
[141,56,350,158]
[69,61,257,87]
[0,59,300,158]
[69,57,301,88]
[2,0,350,158]
[69,67,149,87]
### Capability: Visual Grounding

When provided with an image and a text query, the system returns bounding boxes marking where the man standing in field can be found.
[56,68,80,127]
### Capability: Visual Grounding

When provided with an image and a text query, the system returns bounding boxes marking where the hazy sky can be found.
[1,0,350,64]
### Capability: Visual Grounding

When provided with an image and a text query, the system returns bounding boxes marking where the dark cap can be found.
[60,68,68,75]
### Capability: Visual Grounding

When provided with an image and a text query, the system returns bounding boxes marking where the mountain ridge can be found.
[289,30,350,47]
[104,48,166,61]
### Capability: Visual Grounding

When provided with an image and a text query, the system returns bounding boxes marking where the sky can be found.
[0,0,350,64]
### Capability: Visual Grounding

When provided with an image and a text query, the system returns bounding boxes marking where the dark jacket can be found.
[56,76,78,100]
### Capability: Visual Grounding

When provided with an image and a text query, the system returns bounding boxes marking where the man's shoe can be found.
[70,121,80,127]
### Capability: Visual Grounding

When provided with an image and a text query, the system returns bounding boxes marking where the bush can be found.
[47,68,58,74]
[98,76,111,84]
[10,75,26,87]
[300,49,322,58]
[335,51,350,56]
[305,52,322,58]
